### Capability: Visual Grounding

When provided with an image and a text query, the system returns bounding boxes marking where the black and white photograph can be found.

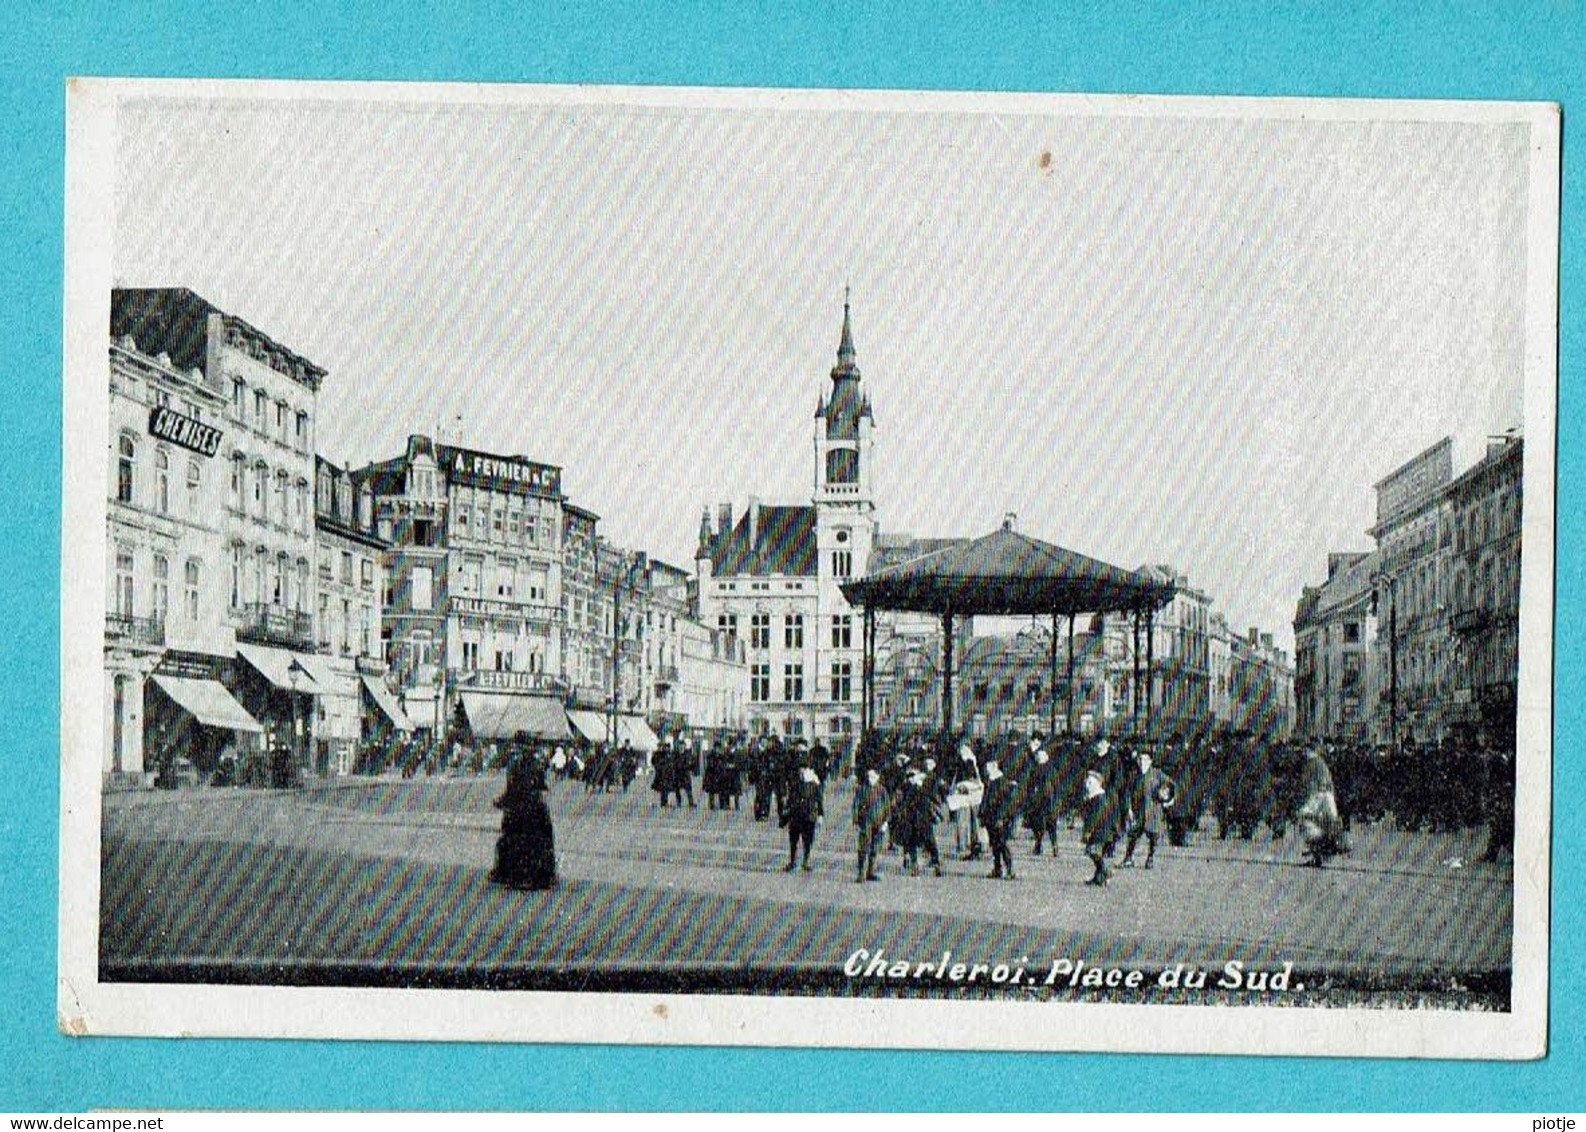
[59,81,1558,1058]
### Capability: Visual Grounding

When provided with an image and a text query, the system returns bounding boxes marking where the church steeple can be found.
[832,285,860,380]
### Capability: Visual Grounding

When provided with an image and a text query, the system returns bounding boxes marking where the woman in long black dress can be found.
[491,743,558,890]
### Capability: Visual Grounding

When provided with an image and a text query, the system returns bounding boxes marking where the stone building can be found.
[695,298,875,751]
[1293,551,1379,741]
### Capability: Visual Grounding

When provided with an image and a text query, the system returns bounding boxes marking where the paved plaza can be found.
[100,773,1512,998]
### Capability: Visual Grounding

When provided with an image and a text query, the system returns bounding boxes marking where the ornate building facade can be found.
[694,299,875,749]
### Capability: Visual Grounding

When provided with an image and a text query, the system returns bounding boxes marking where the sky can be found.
[111,90,1530,651]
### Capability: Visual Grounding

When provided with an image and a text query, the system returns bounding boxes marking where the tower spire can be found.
[833,285,859,378]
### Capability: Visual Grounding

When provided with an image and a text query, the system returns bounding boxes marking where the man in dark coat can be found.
[895,767,943,876]
[781,765,824,872]
[1121,748,1176,869]
[980,759,1019,880]
[852,766,891,882]
[1080,763,1122,887]
[1023,738,1060,857]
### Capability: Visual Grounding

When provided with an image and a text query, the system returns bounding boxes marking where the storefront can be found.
[143,650,262,786]
[232,642,324,781]
[296,652,361,775]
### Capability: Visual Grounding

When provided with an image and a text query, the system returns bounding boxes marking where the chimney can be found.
[1002,512,1017,532]
[748,497,761,547]
[717,502,732,537]
[1260,633,1273,649]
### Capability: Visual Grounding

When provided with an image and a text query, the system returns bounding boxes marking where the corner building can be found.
[357,436,570,745]
[695,300,875,750]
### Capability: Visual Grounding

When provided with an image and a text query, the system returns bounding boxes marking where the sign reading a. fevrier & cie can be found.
[447,449,561,498]
[149,406,224,458]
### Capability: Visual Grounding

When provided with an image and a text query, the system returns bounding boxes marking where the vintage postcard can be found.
[59,80,1558,1057]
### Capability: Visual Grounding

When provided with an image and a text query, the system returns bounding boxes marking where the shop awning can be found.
[295,653,357,701]
[567,709,615,744]
[236,643,324,694]
[361,675,413,731]
[619,715,660,753]
[459,692,571,741]
[151,676,263,733]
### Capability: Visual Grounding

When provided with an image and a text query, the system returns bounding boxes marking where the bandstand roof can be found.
[841,523,1175,616]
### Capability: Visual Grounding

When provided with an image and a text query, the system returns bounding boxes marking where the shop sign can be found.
[448,450,561,498]
[460,669,560,693]
[154,650,226,680]
[148,406,224,458]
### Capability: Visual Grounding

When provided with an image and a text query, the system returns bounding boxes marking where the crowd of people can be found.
[486,726,1518,894]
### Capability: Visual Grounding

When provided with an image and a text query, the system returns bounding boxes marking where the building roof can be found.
[871,535,972,572]
[703,504,818,577]
[110,287,327,390]
[843,521,1175,616]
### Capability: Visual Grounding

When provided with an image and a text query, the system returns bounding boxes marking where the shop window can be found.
[185,560,200,621]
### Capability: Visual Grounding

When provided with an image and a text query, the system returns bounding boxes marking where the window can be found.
[508,509,521,538]
[361,559,374,590]
[297,560,310,614]
[497,558,516,599]
[297,480,309,531]
[232,379,245,419]
[276,401,289,444]
[495,648,513,672]
[751,663,771,703]
[462,639,481,669]
[831,661,852,703]
[252,548,266,606]
[275,471,289,526]
[411,565,433,611]
[154,447,170,513]
[493,507,505,539]
[456,505,470,535]
[831,614,852,649]
[1343,622,1362,644]
[253,389,266,431]
[184,560,200,621]
[253,462,268,519]
[459,557,481,595]
[718,613,737,638]
[361,605,373,656]
[295,411,308,452]
[116,435,136,504]
[230,546,241,608]
[341,598,352,653]
[318,593,330,647]
[973,682,989,703]
[525,566,548,603]
[114,549,135,617]
[750,613,771,649]
[152,555,169,623]
[229,454,243,510]
[273,553,288,606]
[832,550,853,579]
[186,460,201,515]
[340,551,353,585]
[784,614,804,649]
[783,663,804,702]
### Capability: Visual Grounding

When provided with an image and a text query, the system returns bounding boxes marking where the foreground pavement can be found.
[99,773,1511,998]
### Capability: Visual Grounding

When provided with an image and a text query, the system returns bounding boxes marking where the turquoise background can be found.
[3,0,1578,1111]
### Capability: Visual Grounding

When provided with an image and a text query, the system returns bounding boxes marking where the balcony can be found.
[1451,607,1490,636]
[237,602,314,650]
[106,613,164,647]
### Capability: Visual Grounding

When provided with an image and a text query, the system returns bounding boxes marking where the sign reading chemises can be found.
[148,406,224,458]
[447,449,561,498]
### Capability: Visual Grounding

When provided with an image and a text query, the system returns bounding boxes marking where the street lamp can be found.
[605,552,646,750]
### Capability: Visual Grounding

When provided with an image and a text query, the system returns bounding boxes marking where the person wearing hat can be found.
[980,758,1019,880]
[1121,747,1177,870]
[852,765,891,882]
[1023,735,1059,857]
[781,764,825,873]
[1080,761,1122,887]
